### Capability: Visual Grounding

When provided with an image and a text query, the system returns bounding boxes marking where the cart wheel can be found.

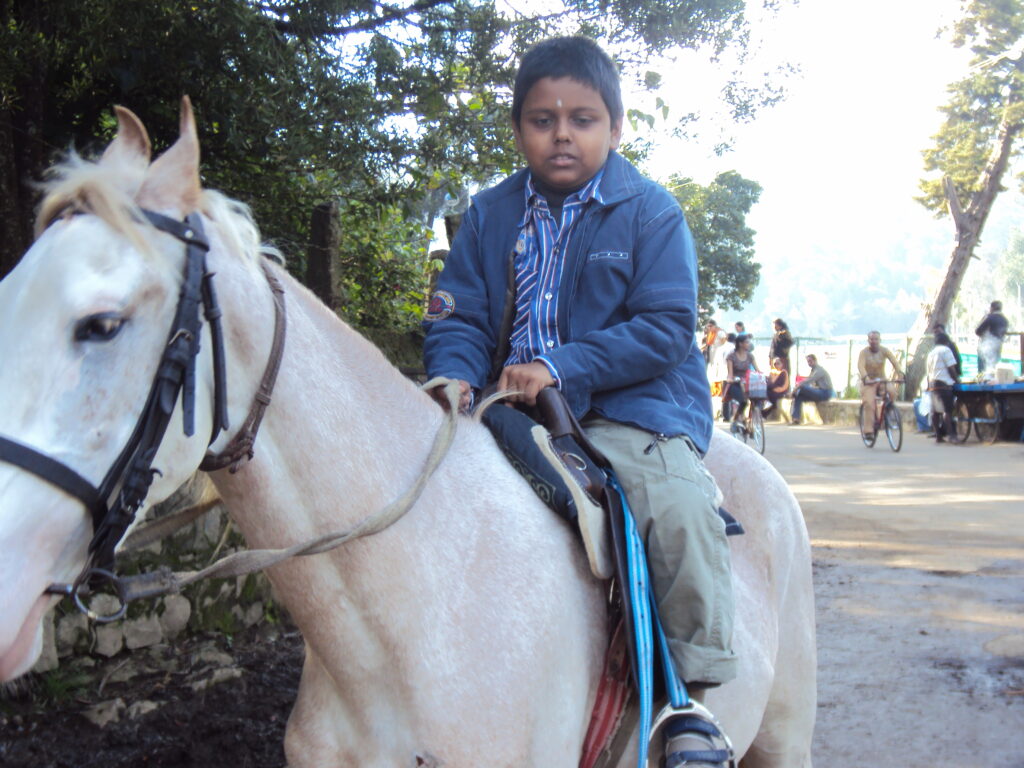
[953,399,971,443]
[884,402,903,452]
[973,395,1001,444]
[858,404,877,448]
[750,406,766,455]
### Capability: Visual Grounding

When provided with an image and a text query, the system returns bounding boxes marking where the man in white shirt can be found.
[926,331,960,443]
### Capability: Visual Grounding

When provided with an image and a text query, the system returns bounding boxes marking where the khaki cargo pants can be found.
[583,417,738,686]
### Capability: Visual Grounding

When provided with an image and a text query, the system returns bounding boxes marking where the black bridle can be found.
[0,209,231,620]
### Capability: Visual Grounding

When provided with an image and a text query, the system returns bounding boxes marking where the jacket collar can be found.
[491,150,646,211]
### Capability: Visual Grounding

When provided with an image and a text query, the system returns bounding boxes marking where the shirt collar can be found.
[518,167,607,227]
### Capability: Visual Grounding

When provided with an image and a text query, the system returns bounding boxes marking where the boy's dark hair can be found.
[511,36,623,127]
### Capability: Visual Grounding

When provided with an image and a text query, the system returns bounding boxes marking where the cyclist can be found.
[725,333,761,431]
[857,330,903,437]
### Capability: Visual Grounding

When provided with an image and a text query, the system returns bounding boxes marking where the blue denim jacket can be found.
[423,151,713,453]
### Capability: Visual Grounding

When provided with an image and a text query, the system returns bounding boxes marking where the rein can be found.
[79,379,461,613]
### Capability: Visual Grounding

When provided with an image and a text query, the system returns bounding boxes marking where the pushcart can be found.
[952,381,1024,443]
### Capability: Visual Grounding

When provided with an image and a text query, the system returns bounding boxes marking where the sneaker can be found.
[651,702,735,768]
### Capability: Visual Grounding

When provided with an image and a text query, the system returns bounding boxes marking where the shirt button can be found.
[544,292,553,300]
[546,340,555,348]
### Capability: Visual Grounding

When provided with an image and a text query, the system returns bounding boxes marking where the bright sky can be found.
[633,0,998,336]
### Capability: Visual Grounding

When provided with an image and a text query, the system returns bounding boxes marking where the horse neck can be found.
[210,261,446,550]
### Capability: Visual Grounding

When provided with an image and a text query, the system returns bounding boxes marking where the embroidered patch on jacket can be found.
[425,290,455,321]
[588,251,630,262]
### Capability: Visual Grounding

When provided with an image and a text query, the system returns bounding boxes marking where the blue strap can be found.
[613,474,653,768]
[609,473,692,768]
[665,716,722,739]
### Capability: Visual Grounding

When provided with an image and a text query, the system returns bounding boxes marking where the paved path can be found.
[737,421,1024,767]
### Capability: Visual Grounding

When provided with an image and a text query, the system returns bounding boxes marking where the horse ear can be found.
[101,106,151,168]
[98,106,151,196]
[137,96,202,216]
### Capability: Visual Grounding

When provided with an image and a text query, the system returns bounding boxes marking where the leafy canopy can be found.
[918,0,1024,214]
[1,0,783,335]
[667,170,762,317]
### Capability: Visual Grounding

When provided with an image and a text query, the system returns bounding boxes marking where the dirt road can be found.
[753,422,1024,767]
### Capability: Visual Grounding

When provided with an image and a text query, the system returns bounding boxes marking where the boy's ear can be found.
[511,118,524,152]
[610,117,623,150]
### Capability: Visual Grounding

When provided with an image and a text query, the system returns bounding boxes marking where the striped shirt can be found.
[504,169,606,385]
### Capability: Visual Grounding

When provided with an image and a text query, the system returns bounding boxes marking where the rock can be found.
[93,624,124,658]
[192,644,235,668]
[56,613,90,657]
[106,659,144,684]
[31,614,58,673]
[82,698,126,727]
[159,595,191,638]
[243,602,264,629]
[190,666,242,692]
[984,634,1024,658]
[124,614,163,650]
[126,700,162,719]
[88,594,123,621]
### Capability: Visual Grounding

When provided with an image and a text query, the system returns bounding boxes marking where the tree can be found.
[906,0,1024,395]
[0,0,785,336]
[667,170,762,318]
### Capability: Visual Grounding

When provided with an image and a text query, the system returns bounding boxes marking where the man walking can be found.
[975,301,1009,373]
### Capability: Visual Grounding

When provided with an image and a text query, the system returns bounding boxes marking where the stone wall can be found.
[30,475,276,675]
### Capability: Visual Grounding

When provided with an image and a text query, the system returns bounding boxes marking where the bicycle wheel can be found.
[973,395,1001,444]
[858,404,877,447]
[750,407,766,454]
[884,402,903,452]
[953,399,971,443]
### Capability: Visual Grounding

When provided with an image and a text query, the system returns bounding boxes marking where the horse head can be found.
[0,98,236,679]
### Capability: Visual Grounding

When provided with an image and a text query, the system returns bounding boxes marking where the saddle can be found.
[481,388,743,581]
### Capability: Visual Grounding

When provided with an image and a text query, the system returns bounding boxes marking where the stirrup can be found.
[650,701,736,768]
[531,425,613,579]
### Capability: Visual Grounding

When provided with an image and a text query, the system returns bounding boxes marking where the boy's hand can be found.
[429,379,472,413]
[498,362,555,406]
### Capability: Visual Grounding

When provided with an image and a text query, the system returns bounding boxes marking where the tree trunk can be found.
[305,201,341,309]
[905,110,1023,398]
[0,106,32,279]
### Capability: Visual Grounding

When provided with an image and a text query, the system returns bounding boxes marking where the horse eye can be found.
[74,313,126,342]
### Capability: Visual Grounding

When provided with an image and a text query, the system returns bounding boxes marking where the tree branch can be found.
[273,0,454,37]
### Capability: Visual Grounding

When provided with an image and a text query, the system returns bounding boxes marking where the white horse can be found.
[0,101,816,767]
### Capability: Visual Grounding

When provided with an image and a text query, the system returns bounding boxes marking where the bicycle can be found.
[724,378,766,455]
[859,379,903,452]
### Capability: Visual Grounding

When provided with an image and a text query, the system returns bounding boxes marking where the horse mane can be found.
[34,152,280,266]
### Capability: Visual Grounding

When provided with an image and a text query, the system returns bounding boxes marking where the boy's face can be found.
[513,77,622,191]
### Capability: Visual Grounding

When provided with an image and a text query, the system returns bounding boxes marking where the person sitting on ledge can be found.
[762,356,790,419]
[790,354,834,424]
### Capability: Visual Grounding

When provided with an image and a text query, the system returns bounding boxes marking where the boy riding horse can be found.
[424,36,736,766]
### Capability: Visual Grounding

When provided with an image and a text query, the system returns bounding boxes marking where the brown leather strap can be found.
[200,260,286,473]
[535,387,611,469]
